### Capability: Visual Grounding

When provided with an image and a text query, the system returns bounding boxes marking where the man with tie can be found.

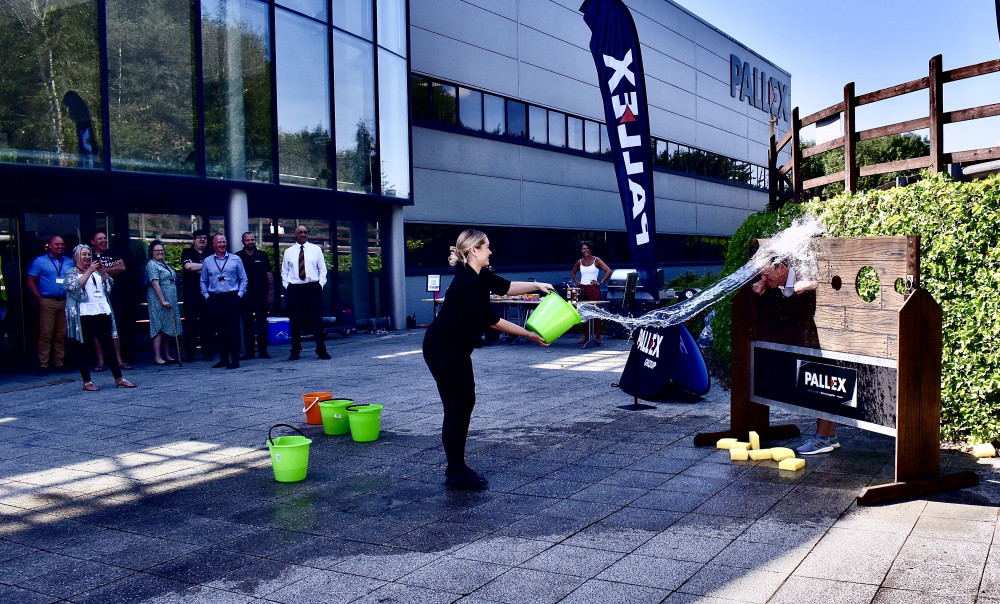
[281,225,330,360]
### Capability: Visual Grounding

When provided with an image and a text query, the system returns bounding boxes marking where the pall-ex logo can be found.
[636,328,662,358]
[796,360,857,407]
[602,49,650,247]
[730,54,789,123]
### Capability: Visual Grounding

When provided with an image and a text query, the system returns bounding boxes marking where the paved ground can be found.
[0,331,998,603]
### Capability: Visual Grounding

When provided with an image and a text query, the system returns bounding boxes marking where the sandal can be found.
[93,365,105,372]
[82,381,99,392]
[115,378,136,388]
[119,363,133,370]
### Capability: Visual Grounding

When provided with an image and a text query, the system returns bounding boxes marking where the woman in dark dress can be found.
[423,229,553,489]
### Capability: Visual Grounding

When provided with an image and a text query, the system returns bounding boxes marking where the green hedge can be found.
[710,172,1000,443]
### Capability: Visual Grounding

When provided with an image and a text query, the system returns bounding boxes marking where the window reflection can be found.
[378,49,410,199]
[107,0,197,174]
[506,100,525,139]
[276,8,331,188]
[376,0,406,56]
[202,0,273,183]
[484,94,505,135]
[0,0,103,168]
[333,0,373,40]
[334,31,376,194]
[276,0,327,22]
[585,121,600,154]
[411,75,430,121]
[458,88,482,131]
[547,110,565,147]
[529,106,547,144]
[567,117,583,151]
[432,83,456,125]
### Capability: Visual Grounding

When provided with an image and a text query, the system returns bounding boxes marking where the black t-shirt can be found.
[181,246,211,301]
[235,249,272,298]
[93,249,123,301]
[425,264,511,355]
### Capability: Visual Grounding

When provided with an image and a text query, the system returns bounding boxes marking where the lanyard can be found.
[159,261,175,280]
[213,254,229,274]
[49,254,64,275]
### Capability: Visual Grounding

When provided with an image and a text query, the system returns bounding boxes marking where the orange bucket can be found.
[301,392,331,425]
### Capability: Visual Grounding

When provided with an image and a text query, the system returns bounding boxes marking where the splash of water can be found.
[578,215,825,331]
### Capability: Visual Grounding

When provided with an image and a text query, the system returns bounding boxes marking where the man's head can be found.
[242,232,256,251]
[90,231,108,253]
[192,229,208,252]
[294,226,308,245]
[212,233,228,256]
[48,235,65,258]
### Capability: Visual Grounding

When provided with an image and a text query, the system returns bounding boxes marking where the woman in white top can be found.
[63,244,136,391]
[570,241,611,345]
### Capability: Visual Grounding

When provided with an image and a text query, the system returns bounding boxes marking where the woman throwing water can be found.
[423,229,553,489]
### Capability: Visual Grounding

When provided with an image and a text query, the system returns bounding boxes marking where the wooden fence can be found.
[769,54,1000,206]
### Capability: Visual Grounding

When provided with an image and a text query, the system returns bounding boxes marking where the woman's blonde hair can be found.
[71,244,92,263]
[448,229,487,266]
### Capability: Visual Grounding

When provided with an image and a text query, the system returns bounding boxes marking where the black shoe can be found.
[226,361,239,369]
[288,351,300,361]
[212,361,228,369]
[239,354,254,361]
[317,350,331,360]
[259,352,271,359]
[444,467,488,490]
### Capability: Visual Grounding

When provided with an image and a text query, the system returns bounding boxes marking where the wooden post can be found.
[791,107,802,201]
[929,54,944,172]
[843,82,857,193]
[768,132,778,209]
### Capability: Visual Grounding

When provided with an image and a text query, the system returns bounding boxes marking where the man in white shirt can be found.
[280,225,330,360]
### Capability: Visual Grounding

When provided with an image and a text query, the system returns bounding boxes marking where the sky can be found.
[674,0,1000,153]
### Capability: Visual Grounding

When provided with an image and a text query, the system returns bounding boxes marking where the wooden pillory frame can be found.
[694,236,978,505]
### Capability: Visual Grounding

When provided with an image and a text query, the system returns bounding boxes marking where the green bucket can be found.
[525,292,582,343]
[317,398,353,435]
[346,404,383,442]
[266,424,312,482]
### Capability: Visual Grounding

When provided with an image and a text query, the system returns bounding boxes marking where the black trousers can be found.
[183,293,215,360]
[423,340,476,472]
[240,294,269,355]
[72,314,122,382]
[286,282,326,354]
[208,292,241,363]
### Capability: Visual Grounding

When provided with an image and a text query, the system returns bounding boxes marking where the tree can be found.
[799,133,931,197]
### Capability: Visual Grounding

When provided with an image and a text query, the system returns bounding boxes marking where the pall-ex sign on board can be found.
[795,360,857,408]
[731,54,790,123]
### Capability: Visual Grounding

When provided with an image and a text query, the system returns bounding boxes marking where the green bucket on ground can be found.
[525,292,582,343]
[346,404,383,442]
[266,424,312,482]
[318,399,353,435]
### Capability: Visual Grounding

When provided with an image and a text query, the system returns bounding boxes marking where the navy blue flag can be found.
[581,0,658,301]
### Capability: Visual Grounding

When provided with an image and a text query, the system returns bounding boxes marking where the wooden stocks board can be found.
[693,236,977,505]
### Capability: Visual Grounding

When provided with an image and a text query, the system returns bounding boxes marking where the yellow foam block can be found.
[778,458,805,471]
[729,447,749,461]
[973,443,997,458]
[770,447,796,462]
[729,441,751,450]
[749,431,761,450]
[748,448,772,461]
[716,438,738,450]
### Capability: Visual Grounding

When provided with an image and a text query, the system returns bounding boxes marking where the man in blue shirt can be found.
[201,233,247,369]
[26,235,70,371]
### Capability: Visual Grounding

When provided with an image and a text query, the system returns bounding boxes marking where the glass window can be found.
[376,0,406,56]
[333,31,376,194]
[567,116,583,150]
[276,0,326,22]
[655,140,668,167]
[202,0,273,183]
[432,83,456,125]
[484,94,505,135]
[0,0,102,168]
[107,0,197,174]
[600,124,611,155]
[333,0,373,40]
[528,106,547,144]
[411,75,430,121]
[458,88,482,131]
[506,100,526,139]
[378,49,410,199]
[584,121,600,154]
[276,8,331,188]
[547,111,565,148]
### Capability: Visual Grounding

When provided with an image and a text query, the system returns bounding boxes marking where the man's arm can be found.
[316,246,328,289]
[279,248,290,290]
[200,264,210,299]
[103,253,126,276]
[26,274,41,306]
[266,270,274,304]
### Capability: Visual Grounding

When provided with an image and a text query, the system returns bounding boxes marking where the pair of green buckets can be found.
[267,399,383,483]
[525,292,582,343]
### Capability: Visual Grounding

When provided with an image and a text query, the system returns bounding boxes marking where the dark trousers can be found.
[72,314,122,382]
[423,342,475,472]
[240,295,269,356]
[183,294,215,360]
[208,292,241,363]
[286,282,326,354]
